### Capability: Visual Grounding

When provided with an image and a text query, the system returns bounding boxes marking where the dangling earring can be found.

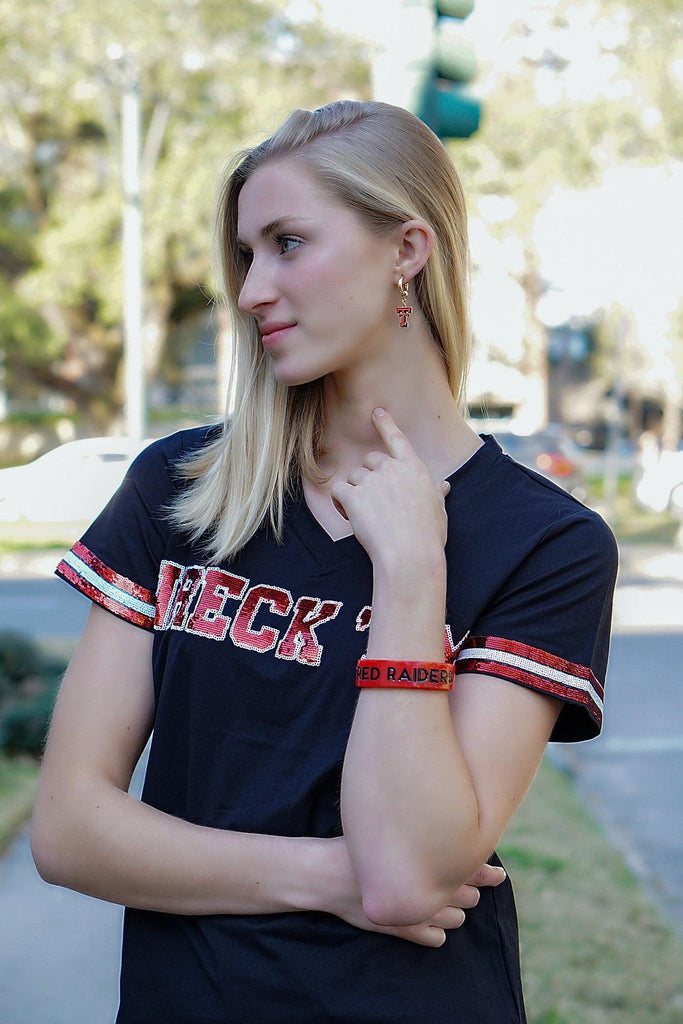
[396,276,412,329]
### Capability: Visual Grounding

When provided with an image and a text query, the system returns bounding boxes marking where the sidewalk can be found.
[0,833,122,1024]
[0,546,74,581]
[612,542,683,632]
[0,758,148,1024]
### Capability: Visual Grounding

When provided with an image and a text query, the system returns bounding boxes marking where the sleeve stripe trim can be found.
[70,541,156,605]
[456,636,604,721]
[57,544,156,623]
[56,560,154,629]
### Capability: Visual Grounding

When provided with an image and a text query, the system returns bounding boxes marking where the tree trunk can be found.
[516,244,548,432]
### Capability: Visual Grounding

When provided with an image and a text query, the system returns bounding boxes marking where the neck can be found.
[317,321,479,484]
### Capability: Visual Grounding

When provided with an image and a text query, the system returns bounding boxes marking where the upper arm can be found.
[448,672,561,848]
[38,603,155,796]
[444,510,616,850]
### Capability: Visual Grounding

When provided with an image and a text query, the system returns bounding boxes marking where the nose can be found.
[237,257,277,315]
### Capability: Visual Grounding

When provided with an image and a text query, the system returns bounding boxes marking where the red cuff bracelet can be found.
[356,659,454,691]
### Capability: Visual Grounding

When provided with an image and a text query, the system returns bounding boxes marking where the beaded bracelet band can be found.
[356,659,454,691]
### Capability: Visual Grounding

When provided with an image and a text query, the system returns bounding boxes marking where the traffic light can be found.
[417,0,481,139]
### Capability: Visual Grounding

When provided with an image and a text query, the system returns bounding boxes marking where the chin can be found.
[271,361,328,389]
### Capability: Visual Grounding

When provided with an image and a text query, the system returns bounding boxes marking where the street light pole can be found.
[603,312,627,526]
[121,59,145,444]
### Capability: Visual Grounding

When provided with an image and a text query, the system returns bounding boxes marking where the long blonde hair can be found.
[171,100,471,561]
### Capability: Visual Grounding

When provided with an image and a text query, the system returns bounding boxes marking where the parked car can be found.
[0,436,151,523]
[487,427,589,501]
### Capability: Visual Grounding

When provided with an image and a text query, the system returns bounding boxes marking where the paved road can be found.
[0,543,681,1022]
[570,633,683,937]
[0,575,89,641]
[568,545,683,941]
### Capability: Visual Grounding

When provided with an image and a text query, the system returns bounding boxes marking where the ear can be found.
[394,219,434,285]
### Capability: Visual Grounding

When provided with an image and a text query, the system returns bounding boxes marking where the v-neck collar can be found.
[289,486,363,571]
[288,436,502,571]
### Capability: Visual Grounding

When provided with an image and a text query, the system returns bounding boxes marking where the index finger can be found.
[371,407,412,459]
[464,863,507,888]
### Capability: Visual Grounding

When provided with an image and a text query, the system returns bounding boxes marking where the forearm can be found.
[341,559,484,924]
[32,776,327,916]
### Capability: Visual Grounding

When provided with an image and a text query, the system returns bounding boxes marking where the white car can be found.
[0,436,152,523]
[634,449,683,515]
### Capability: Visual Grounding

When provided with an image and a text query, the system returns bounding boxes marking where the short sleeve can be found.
[455,511,618,742]
[55,429,201,631]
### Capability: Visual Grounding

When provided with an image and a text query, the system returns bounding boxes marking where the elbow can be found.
[357,848,495,928]
[31,798,86,889]
[31,820,64,885]
[359,871,449,928]
[31,810,71,886]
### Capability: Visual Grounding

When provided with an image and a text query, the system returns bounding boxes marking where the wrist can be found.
[290,837,348,915]
[372,548,446,592]
[370,563,446,656]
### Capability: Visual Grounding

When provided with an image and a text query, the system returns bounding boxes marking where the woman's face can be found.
[236,157,400,387]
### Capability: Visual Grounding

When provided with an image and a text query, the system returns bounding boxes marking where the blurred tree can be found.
[452,0,683,430]
[0,0,369,427]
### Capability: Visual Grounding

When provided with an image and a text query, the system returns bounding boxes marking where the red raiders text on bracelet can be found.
[356,660,454,690]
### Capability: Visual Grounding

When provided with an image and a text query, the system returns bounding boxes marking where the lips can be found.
[259,322,296,349]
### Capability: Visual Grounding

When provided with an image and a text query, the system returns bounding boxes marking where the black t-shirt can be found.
[56,427,617,1024]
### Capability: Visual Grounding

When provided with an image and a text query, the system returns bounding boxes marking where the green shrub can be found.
[0,633,66,757]
[0,667,14,702]
[0,683,59,755]
[0,631,43,683]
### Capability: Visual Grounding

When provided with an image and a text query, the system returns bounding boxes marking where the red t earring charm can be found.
[396,276,412,328]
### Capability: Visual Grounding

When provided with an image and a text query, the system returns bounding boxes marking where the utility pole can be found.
[120,58,145,444]
[603,313,627,526]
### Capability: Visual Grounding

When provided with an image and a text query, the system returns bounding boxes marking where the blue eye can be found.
[278,236,301,255]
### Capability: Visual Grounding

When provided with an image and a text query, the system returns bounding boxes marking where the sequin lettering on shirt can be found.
[230,583,293,653]
[188,568,248,640]
[275,596,342,666]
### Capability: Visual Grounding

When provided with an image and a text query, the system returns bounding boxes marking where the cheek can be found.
[339,269,390,321]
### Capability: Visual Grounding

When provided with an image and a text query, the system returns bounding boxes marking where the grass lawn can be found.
[0,521,81,555]
[501,759,683,1024]
[0,756,39,854]
[589,475,681,546]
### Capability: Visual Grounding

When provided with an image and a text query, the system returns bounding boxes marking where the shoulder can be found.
[500,446,618,579]
[131,424,221,476]
[119,425,221,500]
[453,434,617,569]
[446,435,618,631]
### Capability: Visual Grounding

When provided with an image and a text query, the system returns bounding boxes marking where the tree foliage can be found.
[450,0,683,427]
[458,0,683,217]
[0,0,369,425]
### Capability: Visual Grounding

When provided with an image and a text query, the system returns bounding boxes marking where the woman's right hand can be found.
[320,838,505,948]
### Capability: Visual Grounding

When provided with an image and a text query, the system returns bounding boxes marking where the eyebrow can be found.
[236,216,312,247]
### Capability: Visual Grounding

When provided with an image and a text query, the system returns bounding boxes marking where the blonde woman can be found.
[32,101,617,1023]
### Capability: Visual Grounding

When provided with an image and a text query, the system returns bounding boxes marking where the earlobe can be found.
[395,219,434,284]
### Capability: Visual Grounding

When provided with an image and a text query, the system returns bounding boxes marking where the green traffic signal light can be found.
[417,0,481,139]
[436,0,474,17]
[419,80,481,139]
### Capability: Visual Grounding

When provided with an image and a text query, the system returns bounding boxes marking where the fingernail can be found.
[373,407,386,417]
